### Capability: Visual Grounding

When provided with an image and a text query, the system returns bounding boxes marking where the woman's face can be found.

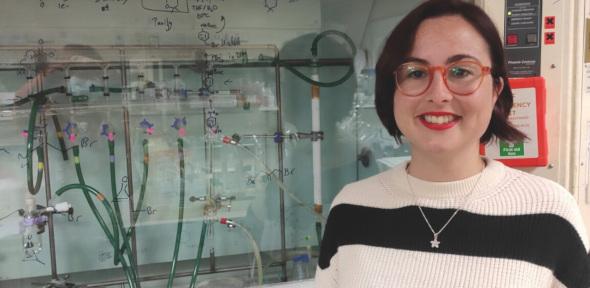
[393,15,501,158]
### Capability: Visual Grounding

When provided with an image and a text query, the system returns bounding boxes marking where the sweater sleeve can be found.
[552,184,590,288]
[565,207,590,288]
[314,254,338,287]
[314,202,341,287]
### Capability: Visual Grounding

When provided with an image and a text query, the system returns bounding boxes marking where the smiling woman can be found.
[315,1,590,288]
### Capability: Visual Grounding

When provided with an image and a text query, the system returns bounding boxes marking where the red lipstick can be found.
[418,112,460,131]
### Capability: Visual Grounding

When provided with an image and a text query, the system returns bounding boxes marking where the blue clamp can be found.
[273,132,284,143]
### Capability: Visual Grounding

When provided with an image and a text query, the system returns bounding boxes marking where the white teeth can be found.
[423,115,454,124]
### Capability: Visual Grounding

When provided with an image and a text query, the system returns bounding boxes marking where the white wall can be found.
[477,0,590,240]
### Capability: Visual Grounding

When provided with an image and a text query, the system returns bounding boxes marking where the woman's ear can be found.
[493,77,504,103]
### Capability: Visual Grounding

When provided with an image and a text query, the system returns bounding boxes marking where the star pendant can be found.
[430,234,440,249]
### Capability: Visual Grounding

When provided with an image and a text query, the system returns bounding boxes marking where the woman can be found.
[315,1,590,287]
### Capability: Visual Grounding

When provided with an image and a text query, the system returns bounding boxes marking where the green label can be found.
[500,141,524,156]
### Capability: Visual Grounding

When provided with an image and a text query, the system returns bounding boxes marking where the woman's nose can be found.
[425,71,453,104]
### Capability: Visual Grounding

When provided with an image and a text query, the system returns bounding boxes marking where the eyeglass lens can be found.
[395,61,486,96]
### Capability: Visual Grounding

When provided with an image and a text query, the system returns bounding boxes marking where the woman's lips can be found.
[418,113,460,131]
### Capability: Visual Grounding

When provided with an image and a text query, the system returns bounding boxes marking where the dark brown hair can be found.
[375,0,527,144]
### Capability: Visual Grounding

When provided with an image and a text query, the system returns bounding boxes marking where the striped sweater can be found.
[315,159,590,287]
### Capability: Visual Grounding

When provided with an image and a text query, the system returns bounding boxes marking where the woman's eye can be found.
[448,66,475,79]
[406,69,427,79]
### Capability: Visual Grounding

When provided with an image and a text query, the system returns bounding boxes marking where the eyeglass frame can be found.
[393,60,492,97]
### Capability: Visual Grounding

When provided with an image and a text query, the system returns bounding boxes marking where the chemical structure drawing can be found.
[201,71,215,90]
[18,39,55,75]
[264,0,278,12]
[22,253,45,265]
[198,29,210,43]
[141,0,189,13]
[216,16,226,33]
[115,176,130,201]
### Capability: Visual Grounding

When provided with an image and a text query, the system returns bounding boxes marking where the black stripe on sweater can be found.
[319,204,590,288]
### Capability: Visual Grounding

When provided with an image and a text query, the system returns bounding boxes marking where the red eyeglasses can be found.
[394,60,492,96]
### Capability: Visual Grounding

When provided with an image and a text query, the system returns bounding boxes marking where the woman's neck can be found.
[407,151,485,182]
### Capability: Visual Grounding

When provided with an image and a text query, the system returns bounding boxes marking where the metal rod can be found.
[121,47,139,280]
[209,133,217,273]
[275,51,288,282]
[84,262,278,287]
[123,106,138,268]
[355,98,360,181]
[240,134,294,139]
[278,58,352,67]
[212,58,352,69]
[202,105,217,273]
[120,48,128,102]
[42,102,59,280]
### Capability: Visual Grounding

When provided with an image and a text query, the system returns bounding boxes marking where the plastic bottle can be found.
[356,68,376,108]
[291,253,311,280]
[20,216,42,257]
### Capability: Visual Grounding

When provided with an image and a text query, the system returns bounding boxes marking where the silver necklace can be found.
[405,162,484,249]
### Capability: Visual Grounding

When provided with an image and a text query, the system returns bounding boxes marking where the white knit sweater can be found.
[315,159,590,288]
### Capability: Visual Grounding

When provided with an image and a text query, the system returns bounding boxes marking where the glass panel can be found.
[0,0,422,287]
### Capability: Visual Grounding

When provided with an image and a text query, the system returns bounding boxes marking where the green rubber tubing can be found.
[108,139,141,287]
[124,139,150,246]
[108,139,127,249]
[89,86,126,93]
[54,183,136,288]
[119,139,150,288]
[188,222,208,288]
[74,146,139,286]
[72,146,120,266]
[132,139,150,228]
[3,86,65,108]
[283,65,354,88]
[124,139,150,243]
[316,221,323,247]
[26,97,44,195]
[23,86,67,195]
[283,30,356,87]
[167,138,186,288]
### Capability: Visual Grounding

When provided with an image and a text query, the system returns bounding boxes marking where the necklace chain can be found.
[405,161,485,249]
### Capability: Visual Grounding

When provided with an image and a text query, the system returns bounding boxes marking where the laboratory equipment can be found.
[0,42,354,287]
[0,0,417,286]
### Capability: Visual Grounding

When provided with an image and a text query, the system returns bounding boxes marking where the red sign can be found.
[480,77,547,167]
[544,32,555,45]
[545,16,555,29]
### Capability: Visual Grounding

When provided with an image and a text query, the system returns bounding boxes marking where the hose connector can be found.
[140,118,155,135]
[220,217,236,228]
[171,117,187,137]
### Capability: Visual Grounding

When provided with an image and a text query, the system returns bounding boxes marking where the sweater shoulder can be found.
[330,168,401,210]
[500,166,577,208]
[491,166,589,250]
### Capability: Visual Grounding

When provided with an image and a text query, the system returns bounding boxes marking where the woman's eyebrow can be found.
[401,54,480,65]
[446,54,479,63]
[401,57,428,64]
